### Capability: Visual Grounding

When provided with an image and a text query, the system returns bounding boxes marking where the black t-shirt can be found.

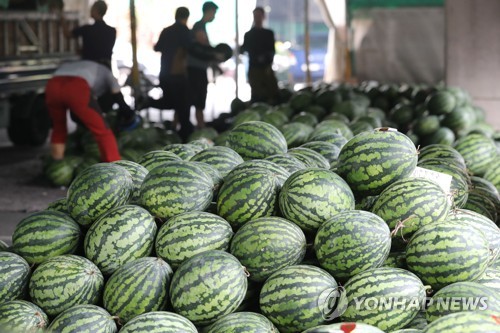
[73,20,116,64]
[242,27,275,69]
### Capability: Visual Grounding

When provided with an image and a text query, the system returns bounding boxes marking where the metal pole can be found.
[129,0,140,108]
[304,0,311,85]
[235,0,239,99]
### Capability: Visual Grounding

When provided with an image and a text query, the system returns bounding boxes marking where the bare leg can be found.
[51,143,65,160]
[195,108,205,128]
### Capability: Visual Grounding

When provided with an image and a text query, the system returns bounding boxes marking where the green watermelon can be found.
[390,103,414,127]
[103,257,173,323]
[217,168,280,229]
[302,322,385,332]
[442,105,476,136]
[383,252,407,269]
[281,122,315,148]
[262,110,289,128]
[206,312,278,333]
[119,311,197,333]
[483,160,500,192]
[292,112,319,127]
[112,160,148,203]
[315,119,354,139]
[308,132,348,149]
[350,120,375,135]
[12,210,80,264]
[138,150,182,172]
[67,163,133,226]
[454,133,498,176]
[0,300,48,332]
[470,176,500,219]
[337,129,418,196]
[403,311,427,330]
[190,146,244,177]
[421,311,500,333]
[227,121,288,160]
[232,110,261,127]
[47,305,117,333]
[169,250,248,326]
[424,127,456,146]
[406,221,490,290]
[288,147,331,169]
[341,267,426,332]
[139,161,213,219]
[189,138,213,149]
[315,89,342,110]
[0,252,30,302]
[189,161,223,197]
[155,211,233,269]
[229,159,290,188]
[45,158,75,187]
[163,143,202,160]
[464,192,498,222]
[476,267,500,294]
[84,205,156,275]
[425,91,456,115]
[279,168,355,233]
[188,127,218,141]
[314,210,391,281]
[230,217,307,282]
[259,265,338,333]
[332,100,366,121]
[417,144,466,170]
[264,153,307,174]
[29,255,104,316]
[46,197,68,213]
[290,90,314,110]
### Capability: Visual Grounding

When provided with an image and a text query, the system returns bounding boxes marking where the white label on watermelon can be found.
[410,166,452,195]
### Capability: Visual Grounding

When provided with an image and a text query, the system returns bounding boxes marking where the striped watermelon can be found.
[421,311,500,333]
[84,205,156,276]
[138,150,182,172]
[0,300,48,332]
[103,257,173,323]
[371,177,450,238]
[169,250,248,326]
[0,252,30,302]
[163,143,202,160]
[315,119,354,139]
[46,197,68,213]
[190,146,244,177]
[308,132,348,150]
[425,282,500,322]
[476,268,500,294]
[230,217,307,282]
[12,210,80,264]
[206,312,278,333]
[47,305,117,333]
[341,267,426,332]
[453,133,498,176]
[483,160,500,192]
[301,141,341,163]
[403,311,427,330]
[417,144,466,170]
[337,129,418,196]
[227,121,288,160]
[470,176,500,219]
[112,160,148,203]
[67,163,133,226]
[314,210,391,281]
[190,138,214,150]
[262,110,289,128]
[264,153,307,174]
[259,264,338,333]
[281,122,315,148]
[232,110,261,127]
[45,158,75,187]
[139,161,213,219]
[74,157,99,176]
[426,90,456,115]
[119,311,197,333]
[29,255,104,316]
[350,120,375,135]
[279,168,355,233]
[302,323,385,332]
[217,168,280,229]
[406,221,490,290]
[189,161,223,198]
[464,191,498,221]
[155,211,233,269]
[383,252,407,269]
[230,159,290,187]
[188,127,218,142]
[288,147,331,169]
[292,112,319,127]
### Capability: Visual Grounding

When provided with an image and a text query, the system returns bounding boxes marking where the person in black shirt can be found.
[241,7,279,105]
[60,0,116,68]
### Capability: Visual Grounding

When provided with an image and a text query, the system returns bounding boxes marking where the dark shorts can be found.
[188,67,208,110]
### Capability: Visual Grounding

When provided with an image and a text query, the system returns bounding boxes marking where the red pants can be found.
[45,76,120,162]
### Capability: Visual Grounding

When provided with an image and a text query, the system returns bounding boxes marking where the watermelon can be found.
[371,177,450,238]
[138,150,182,172]
[425,91,456,115]
[315,89,342,110]
[190,146,244,177]
[121,148,143,162]
[390,103,414,127]
[262,110,289,128]
[470,176,500,218]
[341,267,426,332]
[155,211,233,269]
[350,120,375,135]
[103,257,173,323]
[169,250,248,326]
[483,159,500,192]
[227,121,288,160]
[281,122,314,148]
[188,127,218,142]
[0,252,30,302]
[46,197,68,213]
[206,312,278,333]
[217,168,280,229]
[259,265,338,333]
[119,311,197,333]
[406,221,490,290]
[189,161,223,197]
[288,147,331,169]
[232,110,261,127]
[391,329,422,333]
[302,323,385,332]
[424,127,456,146]
[47,305,117,333]
[292,112,318,127]
[417,144,466,170]
[230,217,307,282]
[290,90,314,110]
[84,205,156,276]
[413,116,440,137]
[314,210,391,281]
[189,138,213,149]
[308,132,348,149]
[45,158,75,187]
[0,300,48,332]
[421,311,500,333]
[301,141,341,163]
[332,100,366,121]
[12,210,80,264]
[112,160,148,203]
[476,267,500,294]
[67,163,133,226]
[464,193,498,224]
[453,133,498,176]
[279,168,355,233]
[425,282,500,322]
[139,161,213,219]
[403,311,427,330]
[230,159,290,188]
[315,119,354,139]
[264,153,307,174]
[29,255,104,316]
[163,143,202,160]
[383,252,407,269]
[337,129,418,196]
[442,105,476,136]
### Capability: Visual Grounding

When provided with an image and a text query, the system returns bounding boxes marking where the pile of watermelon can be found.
[2,82,500,333]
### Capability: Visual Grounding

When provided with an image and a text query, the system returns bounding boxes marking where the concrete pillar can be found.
[446,0,500,129]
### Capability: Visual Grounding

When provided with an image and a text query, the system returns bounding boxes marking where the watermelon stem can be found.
[112,315,122,327]
[242,266,251,277]
[35,312,47,328]
[424,285,433,295]
[390,215,417,242]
